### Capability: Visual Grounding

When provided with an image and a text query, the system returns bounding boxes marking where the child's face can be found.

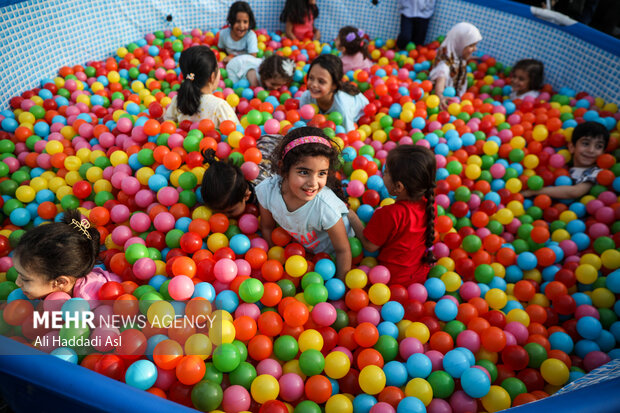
[569,135,606,168]
[217,189,252,218]
[231,12,250,40]
[511,69,531,96]
[14,258,57,300]
[283,156,330,209]
[461,42,478,59]
[307,65,336,101]
[263,76,289,91]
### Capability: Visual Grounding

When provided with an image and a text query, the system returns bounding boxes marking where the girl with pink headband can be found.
[256,126,353,277]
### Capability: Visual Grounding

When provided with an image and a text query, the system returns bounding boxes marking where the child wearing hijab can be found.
[429,22,482,109]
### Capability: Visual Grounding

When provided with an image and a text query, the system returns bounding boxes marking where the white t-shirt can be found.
[163,94,240,128]
[510,90,540,100]
[217,28,259,56]
[298,90,368,132]
[429,61,468,97]
[255,175,352,255]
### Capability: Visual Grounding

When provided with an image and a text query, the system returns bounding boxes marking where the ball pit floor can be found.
[1,25,620,413]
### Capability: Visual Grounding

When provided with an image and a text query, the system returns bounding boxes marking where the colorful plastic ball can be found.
[221,385,251,412]
[285,255,308,277]
[299,349,325,376]
[214,258,238,283]
[435,299,458,322]
[238,278,264,303]
[481,385,511,413]
[359,365,386,395]
[540,358,569,386]
[406,353,432,379]
[168,275,194,300]
[213,343,241,372]
[461,367,491,398]
[324,351,351,379]
[397,396,426,413]
[191,380,223,412]
[576,316,602,340]
[251,374,280,404]
[442,349,470,378]
[125,360,157,390]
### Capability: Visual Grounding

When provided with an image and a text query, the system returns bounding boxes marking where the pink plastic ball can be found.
[240,161,259,181]
[588,222,610,238]
[135,189,155,207]
[426,350,444,371]
[368,265,391,284]
[43,292,71,312]
[347,180,365,198]
[257,358,282,378]
[239,214,259,234]
[153,212,175,232]
[407,283,428,302]
[213,258,238,283]
[117,117,132,133]
[235,303,261,320]
[263,118,281,134]
[504,321,529,345]
[598,191,616,206]
[450,390,478,413]
[559,240,578,257]
[155,367,176,391]
[168,275,194,300]
[433,242,450,258]
[575,304,600,320]
[595,206,614,225]
[370,402,396,413]
[120,176,140,195]
[311,302,337,326]
[357,306,381,325]
[459,281,481,300]
[399,337,424,359]
[490,164,505,179]
[133,257,156,280]
[235,259,252,276]
[221,385,251,413]
[110,204,130,223]
[279,373,305,402]
[111,225,133,246]
[583,351,611,372]
[91,327,120,352]
[427,398,452,413]
[456,330,481,353]
[157,186,179,206]
[250,237,269,251]
[129,212,151,233]
[549,154,566,168]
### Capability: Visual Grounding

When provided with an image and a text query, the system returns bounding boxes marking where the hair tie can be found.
[357,30,365,38]
[345,32,356,43]
[186,73,195,81]
[283,136,331,158]
[71,218,92,240]
[281,59,295,77]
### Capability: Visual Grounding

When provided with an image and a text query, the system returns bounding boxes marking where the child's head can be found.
[306,54,360,100]
[569,121,609,168]
[443,22,482,59]
[510,59,544,96]
[336,26,370,59]
[13,209,100,300]
[384,145,437,264]
[177,46,219,116]
[280,0,319,25]
[226,1,256,40]
[201,149,252,217]
[258,55,295,90]
[271,126,346,204]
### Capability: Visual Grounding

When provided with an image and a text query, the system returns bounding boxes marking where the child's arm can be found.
[285,21,297,40]
[434,76,449,110]
[246,69,259,87]
[327,218,352,278]
[347,210,380,253]
[313,27,321,41]
[521,183,593,200]
[259,204,276,248]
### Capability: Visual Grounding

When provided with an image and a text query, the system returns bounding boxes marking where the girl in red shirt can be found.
[348,145,437,286]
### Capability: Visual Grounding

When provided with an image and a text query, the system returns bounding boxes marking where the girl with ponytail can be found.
[164,46,239,128]
[348,145,437,286]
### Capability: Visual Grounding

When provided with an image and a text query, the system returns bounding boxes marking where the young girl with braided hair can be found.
[225,54,296,89]
[349,145,437,286]
[13,209,120,300]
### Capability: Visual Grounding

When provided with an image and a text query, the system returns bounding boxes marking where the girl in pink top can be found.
[280,0,320,41]
[336,26,373,73]
[13,209,120,301]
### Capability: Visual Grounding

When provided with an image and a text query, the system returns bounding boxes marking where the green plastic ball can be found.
[191,380,223,411]
[273,335,299,361]
[298,349,325,376]
[228,361,256,389]
[427,370,455,398]
[239,278,264,303]
[212,343,241,372]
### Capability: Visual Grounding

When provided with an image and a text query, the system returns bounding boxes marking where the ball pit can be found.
[0,19,619,413]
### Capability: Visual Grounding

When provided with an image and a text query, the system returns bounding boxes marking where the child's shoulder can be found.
[316,187,346,207]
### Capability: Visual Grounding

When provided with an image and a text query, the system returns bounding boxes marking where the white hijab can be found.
[430,22,482,96]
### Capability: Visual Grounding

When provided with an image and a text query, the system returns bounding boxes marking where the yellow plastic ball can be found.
[481,385,512,413]
[575,264,598,285]
[495,208,514,225]
[491,263,506,278]
[426,95,440,109]
[285,255,308,277]
[15,186,36,203]
[506,308,530,326]
[505,178,522,194]
[251,374,279,404]
[540,358,569,386]
[64,171,82,186]
[268,246,285,263]
[136,167,155,185]
[400,110,414,123]
[345,269,368,289]
[441,271,462,292]
[591,287,615,309]
[147,301,175,327]
[64,155,82,171]
[485,288,508,310]
[359,365,385,395]
[110,150,129,166]
[529,293,550,307]
[30,177,48,192]
[379,198,395,207]
[184,333,212,360]
[580,253,602,270]
[368,283,391,305]
[437,257,455,271]
[372,129,387,143]
[209,319,235,346]
[93,179,112,193]
[405,322,430,343]
[507,200,525,216]
[325,394,353,413]
[483,141,499,156]
[207,233,229,253]
[601,249,620,270]
[45,140,64,155]
[324,351,350,379]
[298,329,323,352]
[551,229,571,243]
[192,206,212,221]
[532,124,549,142]
[465,164,481,180]
[350,169,369,184]
[405,378,433,406]
[523,154,540,170]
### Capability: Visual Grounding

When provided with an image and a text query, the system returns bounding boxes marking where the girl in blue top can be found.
[298,54,369,132]
[256,126,353,277]
[218,1,258,63]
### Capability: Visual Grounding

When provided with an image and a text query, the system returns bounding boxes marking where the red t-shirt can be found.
[363,200,430,286]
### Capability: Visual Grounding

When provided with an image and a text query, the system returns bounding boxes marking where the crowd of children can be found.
[14,0,610,300]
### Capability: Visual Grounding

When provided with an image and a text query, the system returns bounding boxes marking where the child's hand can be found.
[520,189,536,198]
[439,95,449,111]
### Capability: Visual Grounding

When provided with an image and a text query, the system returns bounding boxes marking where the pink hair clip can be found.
[283,136,331,158]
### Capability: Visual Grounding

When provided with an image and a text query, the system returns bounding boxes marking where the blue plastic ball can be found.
[549,332,574,354]
[125,359,158,390]
[407,353,432,378]
[435,298,458,321]
[461,367,491,398]
[397,397,426,413]
[315,258,336,280]
[384,361,408,387]
[424,277,446,300]
[229,234,251,255]
[576,316,602,340]
[353,394,377,413]
[443,349,470,378]
[381,301,405,323]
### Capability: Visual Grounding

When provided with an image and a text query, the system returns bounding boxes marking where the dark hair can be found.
[307,54,361,96]
[280,0,319,24]
[385,145,437,265]
[227,1,256,30]
[13,209,100,282]
[258,55,295,88]
[201,148,252,211]
[511,59,544,91]
[177,46,218,116]
[572,121,610,147]
[337,26,371,60]
[270,126,346,202]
